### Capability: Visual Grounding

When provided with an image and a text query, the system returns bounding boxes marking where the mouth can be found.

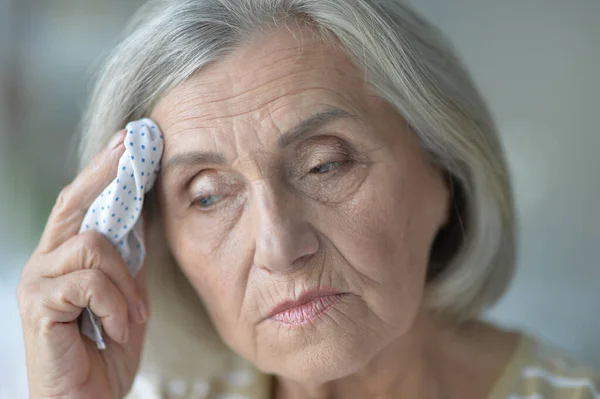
[268,288,346,326]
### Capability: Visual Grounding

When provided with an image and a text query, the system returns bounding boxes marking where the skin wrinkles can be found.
[159,88,364,160]
[156,40,370,141]
[146,24,517,399]
[160,41,364,124]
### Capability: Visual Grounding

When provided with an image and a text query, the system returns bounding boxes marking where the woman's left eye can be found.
[309,161,345,174]
[193,195,223,208]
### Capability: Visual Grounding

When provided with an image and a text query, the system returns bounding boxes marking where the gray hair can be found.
[77,0,516,379]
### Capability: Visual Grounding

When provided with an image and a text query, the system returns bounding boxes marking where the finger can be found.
[40,230,148,325]
[39,269,129,344]
[126,265,149,358]
[37,129,127,253]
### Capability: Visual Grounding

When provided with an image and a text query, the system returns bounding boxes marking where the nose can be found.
[251,180,319,275]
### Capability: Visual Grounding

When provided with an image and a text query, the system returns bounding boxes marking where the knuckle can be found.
[54,183,74,213]
[81,270,127,314]
[29,296,57,337]
[81,229,106,249]
[75,270,108,305]
[33,315,54,337]
[20,251,46,281]
[17,281,45,326]
[81,268,107,289]
[16,282,32,315]
[77,231,108,267]
[16,280,33,308]
[30,308,52,335]
[17,279,41,305]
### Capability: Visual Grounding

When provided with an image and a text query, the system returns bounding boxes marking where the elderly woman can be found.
[17,0,599,398]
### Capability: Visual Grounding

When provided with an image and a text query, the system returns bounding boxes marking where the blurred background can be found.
[0,0,598,397]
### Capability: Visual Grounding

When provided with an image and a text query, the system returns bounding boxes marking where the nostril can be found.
[257,263,273,274]
[294,253,312,266]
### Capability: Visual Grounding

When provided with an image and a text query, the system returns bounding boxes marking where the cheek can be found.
[321,162,442,323]
[328,166,428,279]
[162,208,253,338]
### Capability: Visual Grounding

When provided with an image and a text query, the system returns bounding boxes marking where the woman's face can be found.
[151,28,449,382]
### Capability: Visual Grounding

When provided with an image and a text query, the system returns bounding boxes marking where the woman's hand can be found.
[17,130,149,399]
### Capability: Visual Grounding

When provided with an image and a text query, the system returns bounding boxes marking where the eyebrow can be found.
[163,107,356,174]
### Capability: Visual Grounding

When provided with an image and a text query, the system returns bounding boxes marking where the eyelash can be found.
[191,160,353,209]
[309,161,344,174]
[305,159,354,180]
[192,194,223,208]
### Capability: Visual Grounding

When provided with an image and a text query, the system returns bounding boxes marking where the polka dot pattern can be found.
[79,117,164,349]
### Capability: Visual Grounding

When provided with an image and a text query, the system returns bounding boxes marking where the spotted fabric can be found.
[78,117,164,349]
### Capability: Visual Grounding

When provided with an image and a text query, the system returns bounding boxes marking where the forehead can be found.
[150,27,372,150]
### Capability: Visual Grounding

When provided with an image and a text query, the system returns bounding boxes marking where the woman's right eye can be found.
[192,195,223,208]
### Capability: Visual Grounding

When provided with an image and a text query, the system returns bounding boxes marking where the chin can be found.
[277,333,375,383]
[257,306,384,383]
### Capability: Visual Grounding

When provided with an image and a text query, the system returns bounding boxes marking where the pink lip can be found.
[268,288,345,326]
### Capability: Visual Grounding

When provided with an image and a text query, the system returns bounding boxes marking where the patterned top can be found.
[126,333,600,399]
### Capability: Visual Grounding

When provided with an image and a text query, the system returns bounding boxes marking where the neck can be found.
[273,310,454,399]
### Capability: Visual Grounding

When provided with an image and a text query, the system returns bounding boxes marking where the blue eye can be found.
[310,161,343,174]
[194,195,223,208]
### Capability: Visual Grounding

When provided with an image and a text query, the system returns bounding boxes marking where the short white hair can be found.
[77,0,516,379]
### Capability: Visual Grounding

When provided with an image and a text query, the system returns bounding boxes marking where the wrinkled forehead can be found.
[149,28,372,153]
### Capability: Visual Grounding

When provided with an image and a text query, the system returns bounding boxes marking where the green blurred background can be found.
[0,0,599,397]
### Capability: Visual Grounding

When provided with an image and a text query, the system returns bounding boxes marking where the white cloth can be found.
[78,118,164,349]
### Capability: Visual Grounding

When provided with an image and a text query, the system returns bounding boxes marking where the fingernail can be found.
[137,299,148,323]
[122,326,129,344]
[130,299,148,324]
[107,130,126,150]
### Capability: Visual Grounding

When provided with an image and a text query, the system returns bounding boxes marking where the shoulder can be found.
[491,333,600,399]
[124,374,209,399]
[124,359,272,399]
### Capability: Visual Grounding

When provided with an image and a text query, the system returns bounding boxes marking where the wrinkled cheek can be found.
[331,194,428,329]
[175,241,252,344]
[158,204,253,349]
[178,260,243,347]
[334,205,413,283]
